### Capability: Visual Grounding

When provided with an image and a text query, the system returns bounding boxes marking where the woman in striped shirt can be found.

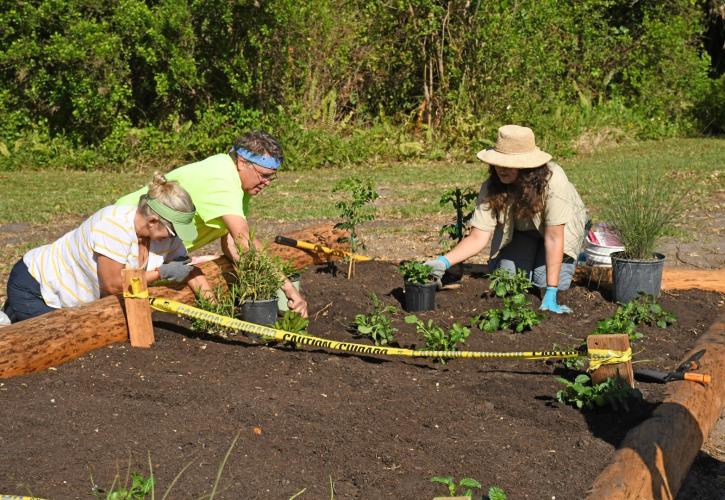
[3,173,211,322]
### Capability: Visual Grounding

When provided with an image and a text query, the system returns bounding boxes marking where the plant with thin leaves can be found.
[191,285,239,336]
[430,475,482,497]
[275,256,305,281]
[601,170,687,259]
[398,261,435,285]
[405,315,469,363]
[95,472,154,500]
[438,187,478,251]
[555,374,641,411]
[354,293,398,346]
[234,238,285,302]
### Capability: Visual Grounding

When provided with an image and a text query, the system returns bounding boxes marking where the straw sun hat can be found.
[476,125,552,169]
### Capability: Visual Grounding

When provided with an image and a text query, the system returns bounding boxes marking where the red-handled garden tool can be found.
[634,349,712,386]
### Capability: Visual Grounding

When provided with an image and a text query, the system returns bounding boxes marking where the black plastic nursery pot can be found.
[403,281,437,312]
[611,251,665,304]
[241,299,279,325]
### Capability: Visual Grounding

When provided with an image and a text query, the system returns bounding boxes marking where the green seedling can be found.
[95,472,154,500]
[398,261,434,285]
[438,187,478,251]
[333,176,379,279]
[592,292,676,342]
[555,374,641,411]
[274,310,310,349]
[354,293,398,346]
[471,293,541,333]
[405,315,469,363]
[487,486,508,500]
[488,268,533,298]
[431,475,482,497]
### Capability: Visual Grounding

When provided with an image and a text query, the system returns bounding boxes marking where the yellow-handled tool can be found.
[274,236,371,261]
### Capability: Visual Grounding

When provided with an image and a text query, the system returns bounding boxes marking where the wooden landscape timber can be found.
[587,309,725,499]
[0,224,349,379]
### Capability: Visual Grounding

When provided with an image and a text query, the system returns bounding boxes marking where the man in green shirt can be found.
[117,130,308,317]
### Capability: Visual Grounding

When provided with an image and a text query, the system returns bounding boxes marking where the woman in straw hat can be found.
[425,125,587,314]
[3,173,212,323]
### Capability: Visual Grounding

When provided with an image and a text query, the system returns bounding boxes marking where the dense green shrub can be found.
[0,0,719,171]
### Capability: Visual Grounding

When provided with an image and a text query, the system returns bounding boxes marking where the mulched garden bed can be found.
[0,260,721,499]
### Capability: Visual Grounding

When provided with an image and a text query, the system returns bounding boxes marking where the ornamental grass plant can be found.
[601,170,687,260]
[233,239,284,302]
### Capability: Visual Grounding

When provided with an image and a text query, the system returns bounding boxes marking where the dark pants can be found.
[4,259,56,322]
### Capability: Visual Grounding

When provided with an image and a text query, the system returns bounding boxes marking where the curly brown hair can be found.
[485,165,551,219]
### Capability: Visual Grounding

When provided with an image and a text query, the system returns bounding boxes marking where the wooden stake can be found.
[587,334,634,387]
[122,268,154,348]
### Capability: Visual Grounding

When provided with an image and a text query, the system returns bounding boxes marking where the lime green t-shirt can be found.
[117,154,251,252]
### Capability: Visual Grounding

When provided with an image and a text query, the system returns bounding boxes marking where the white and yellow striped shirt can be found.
[24,205,186,309]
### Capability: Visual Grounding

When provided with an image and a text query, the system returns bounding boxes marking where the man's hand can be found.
[539,286,572,314]
[159,257,193,282]
[284,283,308,318]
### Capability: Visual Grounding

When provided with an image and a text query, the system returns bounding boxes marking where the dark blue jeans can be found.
[4,259,56,322]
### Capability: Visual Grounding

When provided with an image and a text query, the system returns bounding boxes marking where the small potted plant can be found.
[602,171,686,303]
[398,261,436,312]
[234,241,284,325]
[275,258,304,312]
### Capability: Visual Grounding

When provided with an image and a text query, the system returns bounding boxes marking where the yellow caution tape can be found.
[1,496,47,500]
[588,347,632,372]
[123,276,149,299]
[149,297,581,361]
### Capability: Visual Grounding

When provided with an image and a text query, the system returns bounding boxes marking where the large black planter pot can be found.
[611,252,665,304]
[403,281,437,312]
[241,299,279,325]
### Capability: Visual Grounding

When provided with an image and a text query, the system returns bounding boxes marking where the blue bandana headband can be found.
[235,147,282,170]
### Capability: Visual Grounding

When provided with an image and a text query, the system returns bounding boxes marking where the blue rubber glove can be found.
[539,286,572,314]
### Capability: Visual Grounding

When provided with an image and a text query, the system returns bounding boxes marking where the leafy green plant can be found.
[274,310,309,334]
[439,187,478,251]
[275,257,305,281]
[398,261,435,285]
[354,293,397,346]
[102,473,154,500]
[592,293,676,342]
[487,486,508,500]
[405,316,469,363]
[234,240,285,302]
[471,293,541,333]
[601,170,687,259]
[431,475,482,498]
[555,374,640,411]
[488,268,533,298]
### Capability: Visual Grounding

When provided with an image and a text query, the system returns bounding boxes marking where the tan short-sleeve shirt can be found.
[470,162,588,260]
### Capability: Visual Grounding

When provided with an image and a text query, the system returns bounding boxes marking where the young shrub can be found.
[398,261,435,284]
[488,268,533,298]
[332,176,379,279]
[234,240,284,302]
[555,374,641,411]
[430,475,482,498]
[592,293,676,342]
[354,293,397,346]
[438,187,478,251]
[405,315,470,363]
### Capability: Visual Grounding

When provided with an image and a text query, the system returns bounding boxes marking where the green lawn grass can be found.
[2,137,722,225]
[1,137,723,302]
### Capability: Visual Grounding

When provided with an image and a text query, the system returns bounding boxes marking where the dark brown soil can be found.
[0,261,722,500]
